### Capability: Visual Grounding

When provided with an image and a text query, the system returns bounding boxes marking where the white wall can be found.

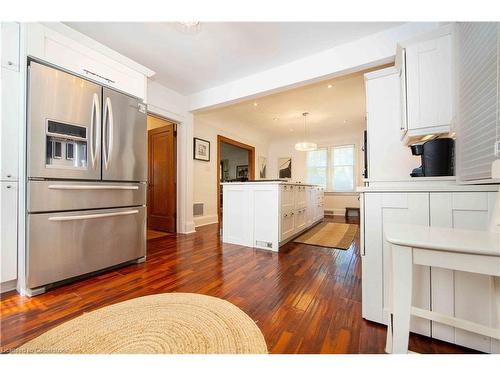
[267,130,365,215]
[147,80,195,233]
[193,116,270,227]
[189,23,439,111]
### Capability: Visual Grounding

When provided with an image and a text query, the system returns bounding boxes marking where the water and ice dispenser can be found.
[45,120,88,169]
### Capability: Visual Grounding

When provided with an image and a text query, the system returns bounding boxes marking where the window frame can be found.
[330,144,356,193]
[305,147,328,189]
[306,144,356,192]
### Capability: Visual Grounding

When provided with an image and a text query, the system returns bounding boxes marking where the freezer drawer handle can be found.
[48,210,139,222]
[47,185,139,190]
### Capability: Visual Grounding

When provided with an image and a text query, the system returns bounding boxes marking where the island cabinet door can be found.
[306,187,314,225]
[362,192,430,336]
[430,192,498,353]
[294,208,307,234]
[294,186,307,209]
[281,185,295,211]
[280,211,295,241]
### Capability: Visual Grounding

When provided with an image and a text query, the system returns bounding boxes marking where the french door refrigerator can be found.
[26,61,147,295]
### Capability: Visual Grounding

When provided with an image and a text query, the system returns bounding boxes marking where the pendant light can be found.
[295,112,317,151]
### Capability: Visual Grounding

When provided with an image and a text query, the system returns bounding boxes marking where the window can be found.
[306,145,355,191]
[306,148,327,188]
[331,145,355,191]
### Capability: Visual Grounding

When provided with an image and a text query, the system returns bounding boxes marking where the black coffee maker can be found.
[410,138,454,177]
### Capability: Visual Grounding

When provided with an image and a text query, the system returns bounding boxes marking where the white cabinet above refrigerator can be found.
[26,23,155,101]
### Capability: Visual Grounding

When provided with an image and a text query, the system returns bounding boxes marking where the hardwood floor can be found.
[0,217,477,354]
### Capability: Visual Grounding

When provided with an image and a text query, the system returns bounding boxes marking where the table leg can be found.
[385,313,393,353]
[391,244,413,354]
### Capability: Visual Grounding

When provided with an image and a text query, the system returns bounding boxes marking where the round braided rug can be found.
[16,293,268,354]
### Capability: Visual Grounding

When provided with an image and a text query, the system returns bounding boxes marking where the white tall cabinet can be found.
[360,187,499,353]
[1,22,21,290]
[364,68,420,181]
[222,182,324,252]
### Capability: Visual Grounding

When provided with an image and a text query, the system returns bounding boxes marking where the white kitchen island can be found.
[222,181,324,251]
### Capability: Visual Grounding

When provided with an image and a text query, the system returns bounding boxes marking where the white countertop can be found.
[357,185,498,192]
[221,181,321,187]
[384,223,500,257]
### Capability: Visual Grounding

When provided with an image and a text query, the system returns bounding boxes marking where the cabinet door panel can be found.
[381,193,430,336]
[280,212,295,241]
[406,34,452,130]
[222,188,252,247]
[280,185,294,213]
[430,192,497,353]
[1,67,19,180]
[1,22,20,71]
[362,193,384,323]
[1,182,17,283]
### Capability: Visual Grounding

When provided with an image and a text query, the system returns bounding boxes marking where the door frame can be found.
[147,113,177,232]
[217,135,255,222]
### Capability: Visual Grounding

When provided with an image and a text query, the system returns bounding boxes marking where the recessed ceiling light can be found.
[174,22,201,34]
[327,84,333,89]
[253,102,258,107]
[343,120,348,123]
[273,117,279,121]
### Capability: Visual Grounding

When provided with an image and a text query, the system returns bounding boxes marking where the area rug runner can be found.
[14,293,268,354]
[294,222,358,250]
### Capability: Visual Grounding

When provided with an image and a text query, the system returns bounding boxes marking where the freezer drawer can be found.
[27,206,146,289]
[28,180,146,213]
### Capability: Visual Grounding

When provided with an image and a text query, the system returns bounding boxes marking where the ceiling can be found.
[65,22,403,95]
[195,67,386,139]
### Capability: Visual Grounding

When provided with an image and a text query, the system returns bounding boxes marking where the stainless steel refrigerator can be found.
[26,61,147,295]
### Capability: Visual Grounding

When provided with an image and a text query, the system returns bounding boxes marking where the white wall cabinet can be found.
[1,66,20,181]
[222,182,323,252]
[1,22,20,71]
[361,189,499,353]
[1,22,20,292]
[26,23,153,101]
[399,25,453,141]
[365,68,420,181]
[1,182,18,284]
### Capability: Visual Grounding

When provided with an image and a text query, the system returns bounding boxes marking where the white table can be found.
[384,224,500,354]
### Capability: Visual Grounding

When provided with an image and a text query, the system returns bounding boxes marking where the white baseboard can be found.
[194,214,219,228]
[324,208,346,216]
[0,279,17,294]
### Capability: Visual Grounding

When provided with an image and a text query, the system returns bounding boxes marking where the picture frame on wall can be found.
[278,157,292,179]
[193,137,210,161]
[236,165,249,179]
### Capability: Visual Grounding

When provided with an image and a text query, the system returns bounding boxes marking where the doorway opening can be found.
[217,135,255,222]
[147,114,177,238]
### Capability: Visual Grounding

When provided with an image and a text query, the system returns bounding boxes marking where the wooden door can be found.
[147,117,176,232]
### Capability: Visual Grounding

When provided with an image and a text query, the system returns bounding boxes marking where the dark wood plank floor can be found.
[0,216,477,353]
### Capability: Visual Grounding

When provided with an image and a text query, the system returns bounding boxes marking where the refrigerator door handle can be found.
[103,97,114,170]
[90,93,100,169]
[47,184,139,190]
[48,210,139,222]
